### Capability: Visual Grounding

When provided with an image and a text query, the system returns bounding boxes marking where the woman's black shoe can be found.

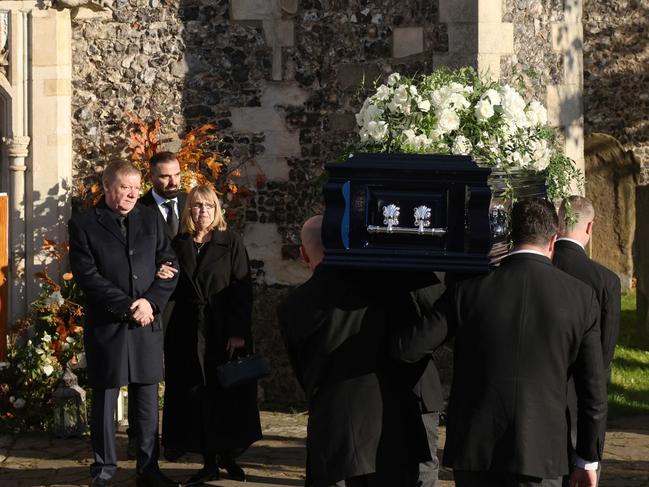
[186,465,220,486]
[221,459,246,482]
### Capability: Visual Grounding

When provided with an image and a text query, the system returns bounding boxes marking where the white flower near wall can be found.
[436,108,460,134]
[42,363,54,377]
[475,98,495,121]
[526,100,548,127]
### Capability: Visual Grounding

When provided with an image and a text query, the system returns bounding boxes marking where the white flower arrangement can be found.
[352,67,581,201]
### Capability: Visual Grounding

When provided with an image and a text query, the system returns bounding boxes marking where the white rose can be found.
[366,120,389,142]
[475,99,495,121]
[428,128,444,141]
[13,398,26,409]
[356,98,370,127]
[526,100,548,126]
[363,103,383,125]
[452,135,473,155]
[46,291,64,307]
[387,72,401,86]
[387,85,410,114]
[417,99,431,112]
[431,87,451,110]
[449,82,465,93]
[42,363,54,377]
[374,84,391,101]
[483,88,501,106]
[42,332,52,344]
[500,85,528,128]
[359,128,370,143]
[448,92,471,111]
[409,85,418,97]
[436,108,460,133]
[531,139,551,170]
[403,129,417,144]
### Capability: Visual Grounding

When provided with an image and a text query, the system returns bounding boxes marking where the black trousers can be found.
[454,470,562,487]
[90,383,160,480]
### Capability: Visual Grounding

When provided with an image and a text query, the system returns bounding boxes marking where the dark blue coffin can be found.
[322,153,547,272]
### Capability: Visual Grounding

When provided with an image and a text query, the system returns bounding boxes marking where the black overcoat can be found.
[162,230,261,453]
[278,267,441,486]
[68,200,178,389]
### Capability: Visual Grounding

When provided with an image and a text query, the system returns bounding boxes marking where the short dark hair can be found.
[149,151,178,167]
[510,198,558,246]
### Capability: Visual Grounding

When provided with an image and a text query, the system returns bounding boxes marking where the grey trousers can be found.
[454,470,562,487]
[419,411,440,487]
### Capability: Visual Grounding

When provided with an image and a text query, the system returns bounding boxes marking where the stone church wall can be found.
[583,0,649,182]
[71,0,576,405]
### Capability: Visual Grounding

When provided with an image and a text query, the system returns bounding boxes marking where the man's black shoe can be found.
[186,465,220,486]
[135,469,179,487]
[221,459,246,482]
[89,477,108,487]
[163,446,184,462]
[126,435,137,460]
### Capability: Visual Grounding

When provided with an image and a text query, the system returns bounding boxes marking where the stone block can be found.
[552,22,583,52]
[392,27,424,59]
[439,0,478,23]
[263,19,294,47]
[230,107,286,133]
[231,0,275,20]
[546,84,582,127]
[477,53,502,80]
[252,156,291,181]
[244,222,311,285]
[337,63,380,92]
[47,134,72,147]
[43,79,71,97]
[445,23,478,56]
[260,82,309,107]
[31,10,71,67]
[478,22,513,54]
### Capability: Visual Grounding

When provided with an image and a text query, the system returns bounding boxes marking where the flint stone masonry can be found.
[583,0,649,180]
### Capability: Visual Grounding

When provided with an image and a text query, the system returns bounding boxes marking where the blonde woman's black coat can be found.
[162,230,261,454]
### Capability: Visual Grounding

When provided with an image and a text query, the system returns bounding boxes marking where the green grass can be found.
[607,291,649,418]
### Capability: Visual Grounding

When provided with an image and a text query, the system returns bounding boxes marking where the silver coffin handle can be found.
[368,204,446,236]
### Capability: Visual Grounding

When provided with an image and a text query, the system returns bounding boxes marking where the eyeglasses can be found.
[191,202,215,210]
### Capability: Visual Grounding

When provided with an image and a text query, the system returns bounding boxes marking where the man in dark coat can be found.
[278,216,446,487]
[395,199,608,487]
[554,195,621,484]
[130,151,186,461]
[68,161,179,487]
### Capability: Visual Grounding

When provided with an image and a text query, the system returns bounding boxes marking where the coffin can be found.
[321,153,547,272]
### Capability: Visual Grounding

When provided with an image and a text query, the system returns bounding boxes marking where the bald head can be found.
[559,195,595,246]
[300,215,324,271]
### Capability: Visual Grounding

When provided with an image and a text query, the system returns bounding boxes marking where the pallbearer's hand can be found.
[226,336,245,358]
[568,467,597,487]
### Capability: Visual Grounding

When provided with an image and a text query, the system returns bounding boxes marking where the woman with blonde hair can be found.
[161,184,261,484]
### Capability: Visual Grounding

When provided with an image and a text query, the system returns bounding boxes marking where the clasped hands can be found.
[129,262,179,327]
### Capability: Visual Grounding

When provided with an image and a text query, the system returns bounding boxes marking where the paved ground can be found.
[0,412,647,487]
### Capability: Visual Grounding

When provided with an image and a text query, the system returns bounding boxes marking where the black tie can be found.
[117,215,127,239]
[163,200,179,236]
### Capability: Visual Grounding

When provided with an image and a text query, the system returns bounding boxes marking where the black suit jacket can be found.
[411,254,607,478]
[277,267,442,486]
[553,239,621,376]
[139,189,188,240]
[68,200,178,388]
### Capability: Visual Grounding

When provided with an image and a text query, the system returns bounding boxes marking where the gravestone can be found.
[585,133,640,291]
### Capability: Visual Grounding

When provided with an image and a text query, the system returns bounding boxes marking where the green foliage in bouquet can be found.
[0,240,86,433]
[350,67,582,203]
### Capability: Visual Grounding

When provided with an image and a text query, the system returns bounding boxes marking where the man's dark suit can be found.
[553,239,620,378]
[445,254,607,482]
[398,253,608,483]
[69,199,177,480]
[278,267,444,487]
[553,239,621,478]
[139,189,188,240]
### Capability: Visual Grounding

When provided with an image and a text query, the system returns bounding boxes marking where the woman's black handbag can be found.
[216,352,271,389]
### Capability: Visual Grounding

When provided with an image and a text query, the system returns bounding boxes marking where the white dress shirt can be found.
[151,189,179,221]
